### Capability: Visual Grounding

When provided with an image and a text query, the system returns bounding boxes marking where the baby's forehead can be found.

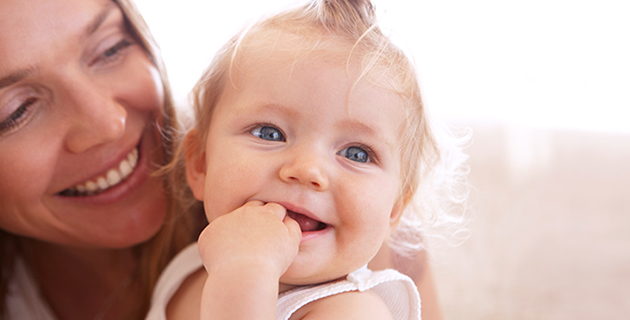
[236,27,352,67]
[235,27,396,87]
[231,25,412,108]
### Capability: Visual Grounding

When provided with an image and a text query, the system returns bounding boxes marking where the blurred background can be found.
[135,0,630,319]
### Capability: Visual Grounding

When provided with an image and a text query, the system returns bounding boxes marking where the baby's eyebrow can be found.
[338,120,376,136]
[338,120,397,150]
[252,103,299,117]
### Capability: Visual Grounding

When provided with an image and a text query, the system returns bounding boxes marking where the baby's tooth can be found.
[76,185,87,193]
[106,168,121,185]
[119,159,132,177]
[97,177,108,190]
[85,181,98,192]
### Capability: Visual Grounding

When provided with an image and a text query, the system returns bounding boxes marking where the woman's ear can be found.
[185,129,206,201]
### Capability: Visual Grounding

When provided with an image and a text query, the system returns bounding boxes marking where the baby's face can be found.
[197,42,407,289]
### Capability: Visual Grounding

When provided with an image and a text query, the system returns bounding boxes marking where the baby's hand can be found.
[198,200,302,279]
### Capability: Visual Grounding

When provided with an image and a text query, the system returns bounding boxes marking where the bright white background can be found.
[135,0,630,133]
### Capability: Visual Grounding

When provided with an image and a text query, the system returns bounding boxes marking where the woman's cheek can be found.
[112,50,164,115]
[0,142,55,232]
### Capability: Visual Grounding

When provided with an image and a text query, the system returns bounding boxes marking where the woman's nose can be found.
[279,149,330,190]
[62,78,127,154]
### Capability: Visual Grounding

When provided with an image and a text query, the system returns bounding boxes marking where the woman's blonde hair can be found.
[110,0,198,317]
[175,0,470,257]
[0,0,196,318]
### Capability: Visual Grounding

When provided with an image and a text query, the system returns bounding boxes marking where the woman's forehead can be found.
[0,0,117,74]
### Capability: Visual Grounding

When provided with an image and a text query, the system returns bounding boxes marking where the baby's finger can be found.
[283,215,303,245]
[241,200,265,207]
[262,202,288,220]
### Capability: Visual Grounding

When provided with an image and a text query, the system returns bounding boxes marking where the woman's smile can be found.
[0,0,169,247]
[59,146,139,196]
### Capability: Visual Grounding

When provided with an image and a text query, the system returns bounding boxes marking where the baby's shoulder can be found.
[290,289,393,320]
[145,242,205,320]
[165,268,206,319]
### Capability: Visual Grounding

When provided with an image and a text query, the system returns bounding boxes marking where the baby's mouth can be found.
[59,147,139,197]
[287,210,327,232]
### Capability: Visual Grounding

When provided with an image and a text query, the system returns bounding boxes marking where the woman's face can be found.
[0,0,168,248]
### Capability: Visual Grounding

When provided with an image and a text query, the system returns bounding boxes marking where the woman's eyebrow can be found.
[0,67,37,89]
[84,2,117,37]
[1,6,118,90]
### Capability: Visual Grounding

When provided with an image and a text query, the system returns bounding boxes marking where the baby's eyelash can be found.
[338,143,379,164]
[247,122,286,141]
[245,122,281,133]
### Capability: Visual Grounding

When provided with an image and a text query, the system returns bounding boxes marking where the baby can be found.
[147,0,469,319]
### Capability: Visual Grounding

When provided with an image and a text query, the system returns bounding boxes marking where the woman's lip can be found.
[55,137,143,196]
[53,137,151,204]
[59,147,139,196]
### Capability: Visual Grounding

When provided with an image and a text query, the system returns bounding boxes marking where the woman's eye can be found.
[250,126,285,142]
[0,98,36,135]
[92,39,133,66]
[104,40,132,58]
[338,146,370,163]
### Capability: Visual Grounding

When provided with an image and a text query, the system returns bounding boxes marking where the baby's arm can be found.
[198,201,302,320]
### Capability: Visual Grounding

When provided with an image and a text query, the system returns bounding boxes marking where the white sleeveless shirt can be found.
[146,243,421,320]
[4,258,57,320]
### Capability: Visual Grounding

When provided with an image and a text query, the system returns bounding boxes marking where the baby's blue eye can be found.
[338,146,370,163]
[251,126,284,141]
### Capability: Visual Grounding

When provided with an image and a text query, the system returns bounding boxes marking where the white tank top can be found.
[146,243,422,320]
[278,265,421,320]
[4,258,57,320]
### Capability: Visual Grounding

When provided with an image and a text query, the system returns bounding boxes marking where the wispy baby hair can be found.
[179,0,470,256]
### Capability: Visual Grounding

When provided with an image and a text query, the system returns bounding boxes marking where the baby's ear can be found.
[389,200,405,230]
[389,190,413,230]
[184,129,206,201]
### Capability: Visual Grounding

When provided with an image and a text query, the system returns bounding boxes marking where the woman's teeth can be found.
[61,148,138,196]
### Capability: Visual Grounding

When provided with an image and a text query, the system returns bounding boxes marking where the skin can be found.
[0,0,167,318]
[182,37,409,319]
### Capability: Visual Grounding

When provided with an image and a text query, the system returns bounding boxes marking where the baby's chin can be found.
[279,262,365,294]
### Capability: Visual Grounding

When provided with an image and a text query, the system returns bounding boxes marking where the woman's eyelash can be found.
[92,39,133,65]
[103,39,132,58]
[0,98,36,135]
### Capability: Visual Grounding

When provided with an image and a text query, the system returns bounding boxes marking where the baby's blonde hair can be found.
[176,0,470,256]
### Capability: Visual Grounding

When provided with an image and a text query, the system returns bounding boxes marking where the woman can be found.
[0,0,196,319]
[0,0,442,319]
